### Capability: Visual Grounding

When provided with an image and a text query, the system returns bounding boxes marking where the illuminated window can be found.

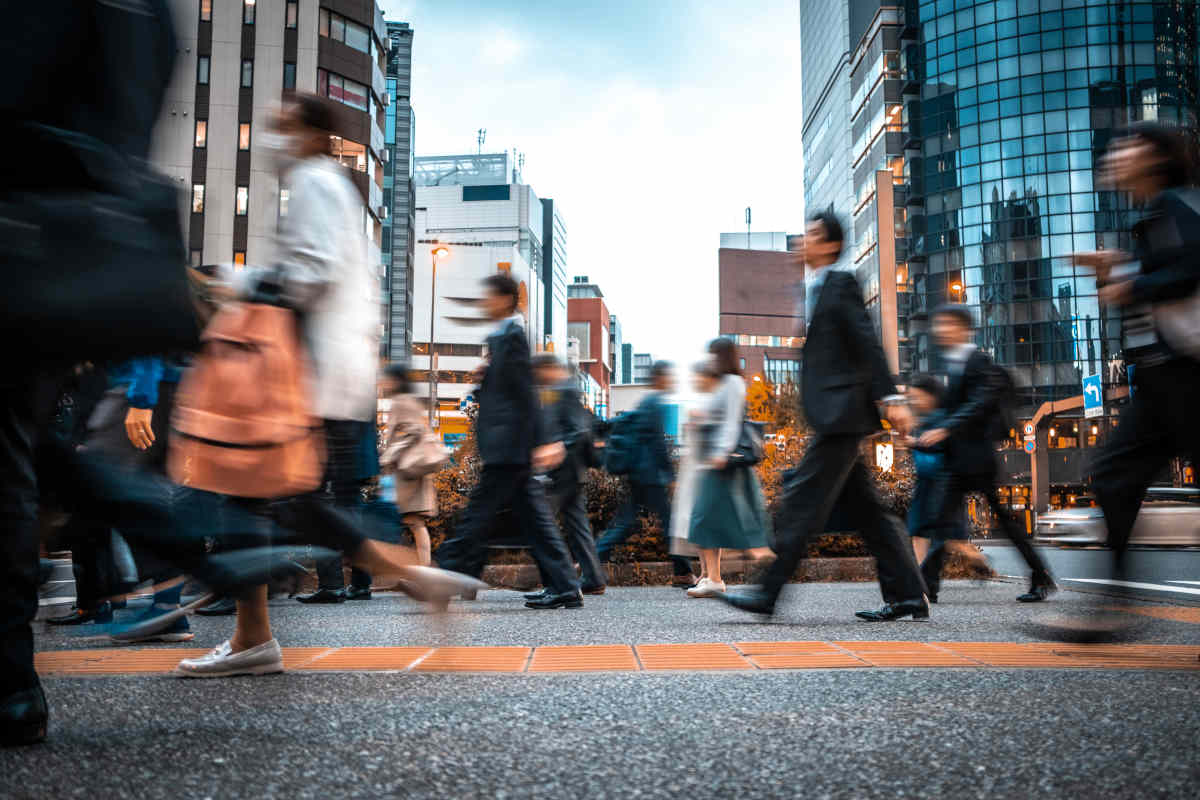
[200,0,211,22]
[286,1,298,29]
[194,119,207,148]
[238,123,251,151]
[243,0,255,25]
[234,251,246,266]
[235,186,249,216]
[191,184,205,213]
[279,189,290,217]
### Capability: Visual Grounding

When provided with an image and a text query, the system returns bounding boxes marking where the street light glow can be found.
[432,246,450,260]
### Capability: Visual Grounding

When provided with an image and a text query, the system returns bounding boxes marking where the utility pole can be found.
[477,128,486,154]
[745,206,752,249]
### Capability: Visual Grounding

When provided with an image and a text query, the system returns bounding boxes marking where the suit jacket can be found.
[800,270,897,436]
[539,379,590,488]
[633,391,674,487]
[940,348,1009,476]
[476,320,542,467]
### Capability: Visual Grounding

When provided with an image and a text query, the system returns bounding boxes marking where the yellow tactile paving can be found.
[634,643,753,671]
[33,641,1200,676]
[1111,605,1200,625]
[528,645,640,672]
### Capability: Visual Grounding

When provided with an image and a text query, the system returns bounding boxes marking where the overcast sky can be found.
[379,0,804,365]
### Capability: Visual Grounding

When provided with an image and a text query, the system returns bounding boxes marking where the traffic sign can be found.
[1023,439,1036,454]
[1082,373,1103,419]
[1023,423,1034,437]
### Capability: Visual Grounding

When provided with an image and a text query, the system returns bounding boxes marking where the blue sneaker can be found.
[110,604,196,644]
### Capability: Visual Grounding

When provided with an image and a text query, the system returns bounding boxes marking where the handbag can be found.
[0,123,200,365]
[727,419,766,467]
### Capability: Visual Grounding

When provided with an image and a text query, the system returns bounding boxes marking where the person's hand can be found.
[885,404,914,438]
[124,407,155,450]
[1098,280,1135,307]
[1073,249,1129,284]
[467,364,487,384]
[916,427,949,448]
[532,442,566,472]
[709,455,727,470]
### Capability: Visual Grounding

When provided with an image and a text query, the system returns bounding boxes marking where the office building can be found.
[381,20,416,361]
[620,343,634,385]
[155,0,389,277]
[632,352,655,385]
[717,233,805,384]
[411,152,549,437]
[567,276,612,418]
[609,314,624,388]
[541,198,569,354]
[802,0,856,217]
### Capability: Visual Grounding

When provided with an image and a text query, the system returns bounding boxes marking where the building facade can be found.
[802,0,857,217]
[609,314,624,388]
[632,352,655,384]
[567,276,612,418]
[620,343,634,384]
[157,0,389,277]
[540,198,569,354]
[381,20,416,361]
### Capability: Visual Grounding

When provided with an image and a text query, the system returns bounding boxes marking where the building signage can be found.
[1082,373,1103,419]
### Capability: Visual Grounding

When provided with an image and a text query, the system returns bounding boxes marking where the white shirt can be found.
[943,342,977,377]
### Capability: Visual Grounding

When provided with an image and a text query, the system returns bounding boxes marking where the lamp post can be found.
[429,245,450,427]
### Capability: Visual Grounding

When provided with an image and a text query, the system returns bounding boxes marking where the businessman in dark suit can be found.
[526,354,606,596]
[435,273,583,609]
[916,304,1056,602]
[721,213,929,621]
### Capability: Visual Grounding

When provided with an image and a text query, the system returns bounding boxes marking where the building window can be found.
[235,186,249,216]
[243,0,254,25]
[329,136,367,172]
[286,1,298,29]
[463,185,511,202]
[233,251,246,266]
[191,184,205,213]
[194,119,207,148]
[241,60,253,88]
[283,62,296,90]
[317,68,328,96]
[279,189,290,217]
[197,56,210,85]
[238,122,251,151]
[323,71,368,111]
[319,8,330,37]
[568,322,591,359]
[190,249,202,266]
[199,0,211,22]
[319,7,371,54]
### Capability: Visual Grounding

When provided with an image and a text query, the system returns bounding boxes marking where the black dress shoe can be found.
[195,596,238,616]
[296,588,346,604]
[525,590,583,609]
[344,585,372,601]
[716,588,776,616]
[1,683,47,747]
[581,584,607,596]
[46,602,112,625]
[855,597,930,621]
[523,588,549,601]
[1017,575,1057,603]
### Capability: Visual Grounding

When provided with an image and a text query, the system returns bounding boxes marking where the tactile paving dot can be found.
[413,646,531,672]
[528,645,639,672]
[635,643,752,670]
[292,647,432,671]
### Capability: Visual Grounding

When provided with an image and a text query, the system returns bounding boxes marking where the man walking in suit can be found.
[525,354,606,598]
[720,212,929,621]
[596,362,695,586]
[436,274,584,610]
[916,304,1056,602]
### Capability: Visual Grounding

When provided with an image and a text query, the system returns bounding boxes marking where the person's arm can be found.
[940,356,1006,436]
[1128,192,1200,305]
[125,357,164,410]
[714,378,744,456]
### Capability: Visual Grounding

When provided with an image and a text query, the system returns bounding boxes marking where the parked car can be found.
[1034,487,1200,547]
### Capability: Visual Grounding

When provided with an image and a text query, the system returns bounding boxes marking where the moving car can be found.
[1034,487,1200,547]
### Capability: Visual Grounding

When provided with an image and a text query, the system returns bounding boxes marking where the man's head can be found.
[931,303,973,348]
[381,361,412,396]
[650,360,675,392]
[804,212,844,268]
[276,94,336,160]
[906,373,944,416]
[788,235,806,272]
[532,353,568,386]
[481,272,521,321]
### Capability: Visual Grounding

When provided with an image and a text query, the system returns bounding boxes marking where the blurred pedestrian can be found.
[435,273,584,610]
[597,361,697,586]
[720,212,927,621]
[380,363,437,566]
[917,305,1055,603]
[685,340,771,598]
[525,354,606,599]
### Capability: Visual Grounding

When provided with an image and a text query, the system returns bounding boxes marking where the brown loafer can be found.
[581,584,606,595]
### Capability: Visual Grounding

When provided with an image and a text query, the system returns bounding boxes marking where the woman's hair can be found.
[1119,121,1198,189]
[382,361,412,394]
[706,337,742,376]
[908,373,944,404]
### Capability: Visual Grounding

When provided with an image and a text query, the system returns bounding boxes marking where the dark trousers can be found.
[437,466,580,596]
[596,482,692,576]
[548,481,605,589]
[314,419,373,591]
[921,463,1049,594]
[1091,359,1200,576]
[759,434,927,605]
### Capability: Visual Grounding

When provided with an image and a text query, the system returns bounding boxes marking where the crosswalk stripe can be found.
[1064,578,1200,596]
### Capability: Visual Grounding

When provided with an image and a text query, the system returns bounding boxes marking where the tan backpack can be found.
[169,301,325,498]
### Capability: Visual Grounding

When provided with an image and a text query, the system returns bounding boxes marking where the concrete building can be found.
[380,20,416,361]
[540,198,569,354]
[609,314,624,389]
[156,0,389,276]
[567,276,611,418]
[717,234,805,384]
[632,352,655,385]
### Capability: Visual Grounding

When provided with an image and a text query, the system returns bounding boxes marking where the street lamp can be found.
[429,245,450,427]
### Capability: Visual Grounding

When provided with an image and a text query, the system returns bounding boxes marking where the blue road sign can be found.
[1023,439,1036,454]
[1082,373,1103,419]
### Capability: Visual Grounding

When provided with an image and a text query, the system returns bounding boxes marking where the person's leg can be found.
[231,585,272,652]
[403,514,431,566]
[979,476,1050,581]
[841,459,928,605]
[517,471,582,598]
[561,484,605,589]
[705,549,723,585]
[911,536,929,563]
[436,467,510,579]
[756,436,863,605]
[919,538,949,601]
[640,482,691,577]
[595,491,640,561]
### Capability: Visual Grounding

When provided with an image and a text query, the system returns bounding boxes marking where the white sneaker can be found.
[174,639,284,679]
[687,578,727,598]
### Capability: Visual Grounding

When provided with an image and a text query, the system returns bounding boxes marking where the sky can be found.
[379,0,805,365]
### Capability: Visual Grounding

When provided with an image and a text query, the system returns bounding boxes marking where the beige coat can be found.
[384,394,437,516]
